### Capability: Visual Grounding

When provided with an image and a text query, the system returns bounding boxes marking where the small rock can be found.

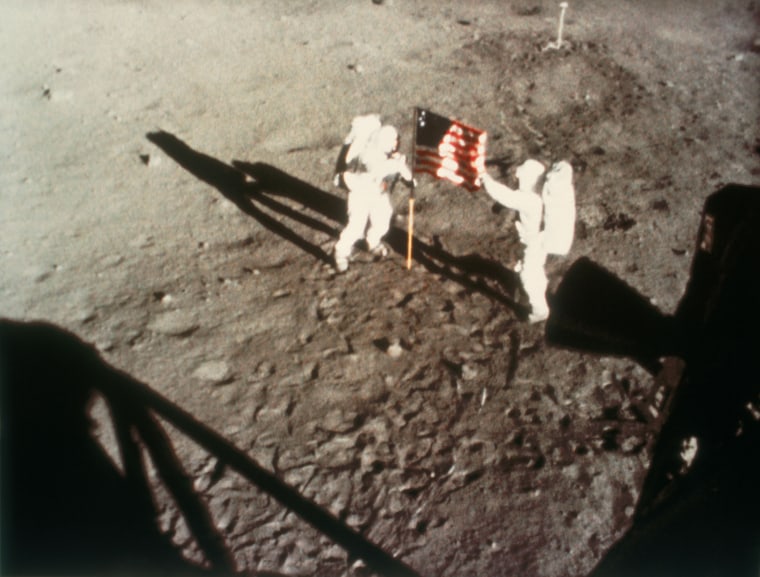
[601,369,614,387]
[319,544,347,562]
[214,505,235,532]
[443,468,484,493]
[30,267,53,283]
[295,537,320,557]
[505,406,521,419]
[315,436,357,468]
[386,491,407,515]
[101,254,124,268]
[281,362,319,386]
[256,397,293,423]
[562,463,582,481]
[359,446,388,473]
[193,360,232,384]
[148,310,199,337]
[249,445,277,470]
[346,511,372,530]
[76,308,96,324]
[398,438,433,467]
[140,153,161,167]
[95,339,115,353]
[198,456,220,476]
[218,386,240,406]
[387,341,404,358]
[277,445,314,471]
[171,518,192,547]
[158,506,175,535]
[255,431,279,448]
[321,408,360,433]
[194,473,213,493]
[621,435,646,454]
[281,553,317,576]
[283,465,316,489]
[253,360,275,380]
[130,234,154,248]
[461,363,478,381]
[42,86,73,102]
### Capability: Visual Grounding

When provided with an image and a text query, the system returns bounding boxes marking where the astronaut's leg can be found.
[519,241,549,323]
[365,190,393,257]
[334,187,371,272]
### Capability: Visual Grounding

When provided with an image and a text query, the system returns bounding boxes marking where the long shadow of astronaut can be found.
[544,184,760,577]
[0,319,421,577]
[146,131,527,318]
[233,160,525,312]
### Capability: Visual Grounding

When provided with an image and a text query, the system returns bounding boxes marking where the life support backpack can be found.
[541,160,576,256]
[334,114,382,180]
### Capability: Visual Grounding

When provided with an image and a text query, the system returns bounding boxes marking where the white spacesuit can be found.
[480,159,575,323]
[333,116,414,273]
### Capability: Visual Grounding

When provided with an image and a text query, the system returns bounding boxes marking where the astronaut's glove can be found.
[400,176,417,189]
[475,172,492,189]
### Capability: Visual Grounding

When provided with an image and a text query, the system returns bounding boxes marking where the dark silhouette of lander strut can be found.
[544,184,760,577]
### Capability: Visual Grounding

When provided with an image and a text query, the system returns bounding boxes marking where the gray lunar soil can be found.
[1,1,759,576]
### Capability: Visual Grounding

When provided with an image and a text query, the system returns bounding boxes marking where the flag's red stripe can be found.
[417,140,484,153]
[442,118,485,138]
[414,157,483,182]
[441,124,485,142]
[415,151,485,175]
[416,147,484,162]
[416,142,485,155]
[446,132,484,146]
[415,153,484,173]
[416,165,479,192]
[417,133,484,151]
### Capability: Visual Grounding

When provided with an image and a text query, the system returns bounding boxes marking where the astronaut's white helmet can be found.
[374,125,399,155]
[516,159,546,192]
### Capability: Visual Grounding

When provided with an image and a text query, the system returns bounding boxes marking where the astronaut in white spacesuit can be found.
[479,159,576,323]
[333,115,414,273]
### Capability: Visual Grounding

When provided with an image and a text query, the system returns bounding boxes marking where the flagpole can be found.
[407,107,418,270]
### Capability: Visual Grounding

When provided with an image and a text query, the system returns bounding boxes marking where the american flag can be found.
[413,108,487,192]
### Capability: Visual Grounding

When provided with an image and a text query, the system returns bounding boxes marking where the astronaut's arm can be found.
[333,143,351,187]
[382,154,415,186]
[480,174,519,209]
[396,157,414,185]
